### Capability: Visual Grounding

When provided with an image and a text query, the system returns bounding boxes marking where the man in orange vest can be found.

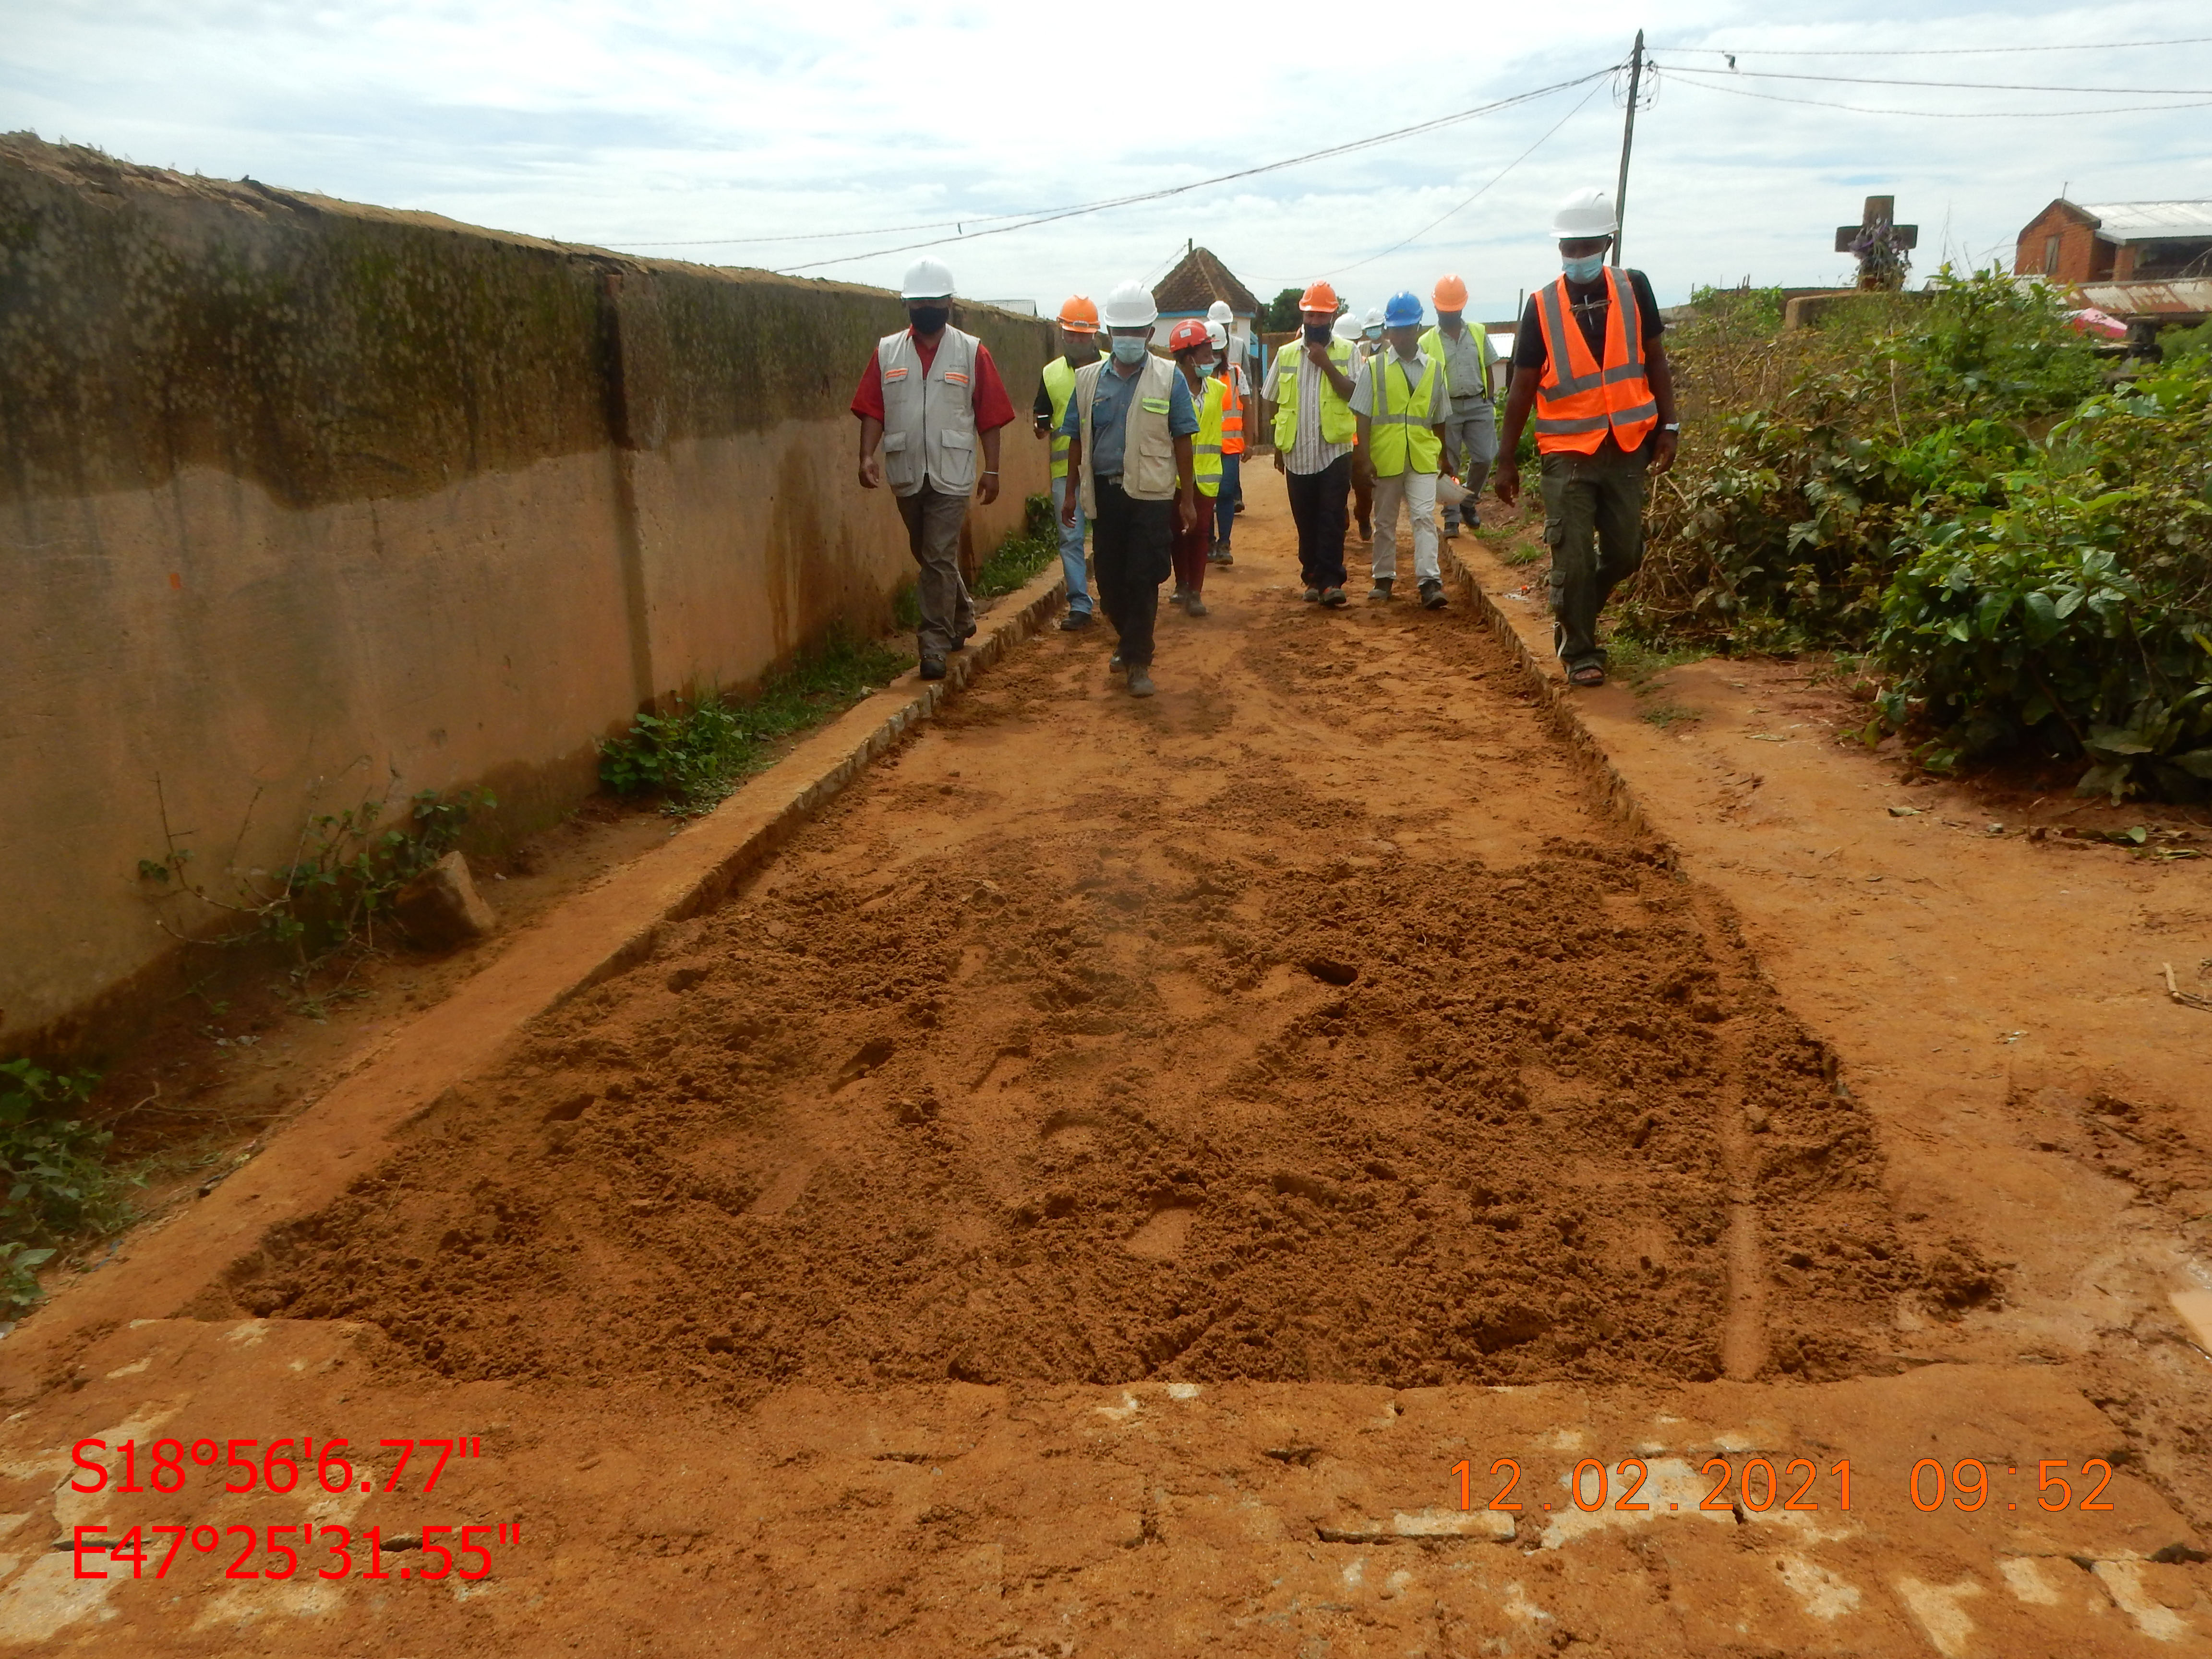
[1206,317,1247,566]
[1495,187,1679,688]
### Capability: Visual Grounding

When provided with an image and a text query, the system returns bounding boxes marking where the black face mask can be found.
[908,305,950,335]
[1303,323,1332,346]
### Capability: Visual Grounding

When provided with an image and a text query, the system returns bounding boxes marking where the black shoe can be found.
[1209,546,1234,565]
[920,655,948,681]
[948,623,977,650]
[1108,652,1124,672]
[1420,578,1447,610]
[1058,610,1094,631]
[1234,501,1246,515]
[1302,587,1322,603]
[1126,667,1156,698]
[1320,586,1348,607]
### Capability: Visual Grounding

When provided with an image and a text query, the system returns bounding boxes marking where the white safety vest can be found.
[1074,353,1180,517]
[876,326,981,497]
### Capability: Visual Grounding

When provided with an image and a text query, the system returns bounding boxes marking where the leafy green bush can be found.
[600,630,910,814]
[1872,367,2212,796]
[0,1059,138,1312]
[973,493,1060,598]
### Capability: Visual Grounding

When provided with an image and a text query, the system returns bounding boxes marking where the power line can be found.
[1656,35,2212,57]
[1318,78,1610,280]
[1658,72,2212,119]
[1666,64,2212,95]
[769,68,1619,275]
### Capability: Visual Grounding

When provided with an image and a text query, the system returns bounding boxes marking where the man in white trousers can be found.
[1350,290,1452,610]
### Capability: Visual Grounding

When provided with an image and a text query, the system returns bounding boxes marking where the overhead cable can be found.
[1658,72,2212,119]
[1656,36,2212,57]
[768,68,1619,274]
[1663,64,2212,96]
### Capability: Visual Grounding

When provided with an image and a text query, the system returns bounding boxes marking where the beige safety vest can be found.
[1074,353,1180,516]
[876,326,981,497]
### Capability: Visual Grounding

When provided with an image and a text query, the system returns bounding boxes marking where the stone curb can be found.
[1439,535,1662,847]
[1,560,1068,1384]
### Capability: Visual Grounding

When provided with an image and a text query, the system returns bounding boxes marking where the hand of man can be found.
[1304,340,1332,368]
[1493,456,1519,507]
[1652,430,1679,475]
[1059,493,1077,529]
[1272,449,1286,475]
[977,474,1000,506]
[858,454,882,491]
[1176,488,1197,533]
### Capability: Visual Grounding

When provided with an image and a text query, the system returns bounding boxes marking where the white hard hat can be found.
[1551,188,1617,239]
[900,256,956,299]
[1101,279,1159,329]
[1205,321,1227,350]
[1206,299,1234,325]
[1333,311,1361,341]
[1362,307,1384,328]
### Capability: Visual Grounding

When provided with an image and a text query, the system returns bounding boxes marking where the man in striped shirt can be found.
[1264,281,1360,606]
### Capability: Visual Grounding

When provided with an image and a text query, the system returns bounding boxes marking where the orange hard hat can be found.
[1058,295,1099,332]
[1167,318,1210,353]
[1298,279,1339,313]
[1434,273,1469,310]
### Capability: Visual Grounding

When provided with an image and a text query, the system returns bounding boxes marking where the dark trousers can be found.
[1171,498,1211,595]
[1214,452,1242,547]
[1540,438,1652,670]
[1092,478,1172,667]
[893,485,975,658]
[1285,455,1352,590]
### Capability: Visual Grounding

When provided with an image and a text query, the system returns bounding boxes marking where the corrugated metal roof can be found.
[2078,200,2212,241]
[2074,277,2212,319]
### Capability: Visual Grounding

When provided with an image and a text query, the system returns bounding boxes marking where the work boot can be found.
[1441,519,1461,540]
[1184,593,1209,617]
[1058,610,1094,631]
[1126,667,1156,698]
[1320,586,1348,608]
[1303,587,1322,603]
[920,655,947,681]
[1420,578,1448,610]
[1108,651,1124,673]
[1209,542,1234,565]
[949,623,977,651]
[1356,517,1372,542]
[1170,586,1186,609]
[1367,578,1393,604]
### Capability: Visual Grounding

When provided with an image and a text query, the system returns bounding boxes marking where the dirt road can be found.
[0,469,2205,1655]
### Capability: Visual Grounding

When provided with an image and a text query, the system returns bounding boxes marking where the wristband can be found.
[1661,423,1680,432]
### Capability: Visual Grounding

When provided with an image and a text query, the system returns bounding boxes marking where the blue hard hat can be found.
[1384,291,1424,328]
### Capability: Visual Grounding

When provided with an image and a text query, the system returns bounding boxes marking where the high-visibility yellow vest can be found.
[1191,375,1227,496]
[1041,353,1096,481]
[1363,351,1443,476]
[1271,338,1356,450]
[1419,323,1497,401]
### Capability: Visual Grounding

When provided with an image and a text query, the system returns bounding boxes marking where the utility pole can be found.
[1612,30,1644,267]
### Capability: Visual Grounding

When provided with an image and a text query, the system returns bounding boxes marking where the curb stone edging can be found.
[0,560,1068,1383]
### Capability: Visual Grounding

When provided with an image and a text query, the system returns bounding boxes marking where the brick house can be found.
[2014,199,2212,284]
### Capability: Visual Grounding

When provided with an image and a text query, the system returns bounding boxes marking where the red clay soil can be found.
[220,517,1915,1403]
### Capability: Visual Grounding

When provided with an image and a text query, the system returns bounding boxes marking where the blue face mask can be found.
[1111,336,1149,365]
[1197,361,1216,377]
[1563,253,1607,284]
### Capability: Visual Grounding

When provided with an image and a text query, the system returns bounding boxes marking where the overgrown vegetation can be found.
[0,1059,138,1313]
[140,777,493,958]
[1627,270,2212,797]
[600,631,910,815]
[974,492,1061,598]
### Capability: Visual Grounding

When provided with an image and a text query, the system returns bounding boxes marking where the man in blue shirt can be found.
[1058,280,1200,698]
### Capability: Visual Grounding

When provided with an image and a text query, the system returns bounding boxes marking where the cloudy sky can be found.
[6,1,2210,321]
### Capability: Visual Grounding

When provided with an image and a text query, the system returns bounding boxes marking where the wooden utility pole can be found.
[1612,30,1644,267]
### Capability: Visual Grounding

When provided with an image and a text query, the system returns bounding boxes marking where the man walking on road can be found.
[1265,280,1359,607]
[1495,188,1679,689]
[1058,280,1201,698]
[1166,318,1227,617]
[854,257,1017,680]
[1035,295,1104,631]
[1205,313,1248,567]
[1351,291,1452,611]
[1420,274,1498,537]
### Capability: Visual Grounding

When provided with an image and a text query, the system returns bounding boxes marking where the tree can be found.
[1261,287,1305,331]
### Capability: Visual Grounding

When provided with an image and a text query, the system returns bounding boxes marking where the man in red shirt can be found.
[852,256,1018,678]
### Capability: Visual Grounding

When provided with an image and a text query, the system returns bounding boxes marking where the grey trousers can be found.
[895,484,977,658]
[1441,404,1497,527]
[1540,439,1651,672]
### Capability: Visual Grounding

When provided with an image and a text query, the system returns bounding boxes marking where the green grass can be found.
[974,492,1060,599]
[599,630,914,816]
[1608,636,1708,691]
[1640,702,1701,731]
[0,1059,141,1314]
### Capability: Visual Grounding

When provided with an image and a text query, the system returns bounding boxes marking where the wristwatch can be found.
[1662,422,1681,432]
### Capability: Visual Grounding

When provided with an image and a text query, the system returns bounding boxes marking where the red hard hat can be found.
[1167,318,1210,353]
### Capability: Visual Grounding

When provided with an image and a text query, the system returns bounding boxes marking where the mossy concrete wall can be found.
[0,133,1052,1057]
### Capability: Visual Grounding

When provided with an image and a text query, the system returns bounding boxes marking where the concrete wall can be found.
[0,134,1052,1057]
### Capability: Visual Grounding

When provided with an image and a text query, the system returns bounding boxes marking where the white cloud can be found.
[5,0,2210,320]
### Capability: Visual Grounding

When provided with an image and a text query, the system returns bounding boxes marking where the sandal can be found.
[1568,663,1607,688]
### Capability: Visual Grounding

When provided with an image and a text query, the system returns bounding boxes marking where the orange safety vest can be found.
[1532,267,1658,456]
[1220,365,1246,455]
